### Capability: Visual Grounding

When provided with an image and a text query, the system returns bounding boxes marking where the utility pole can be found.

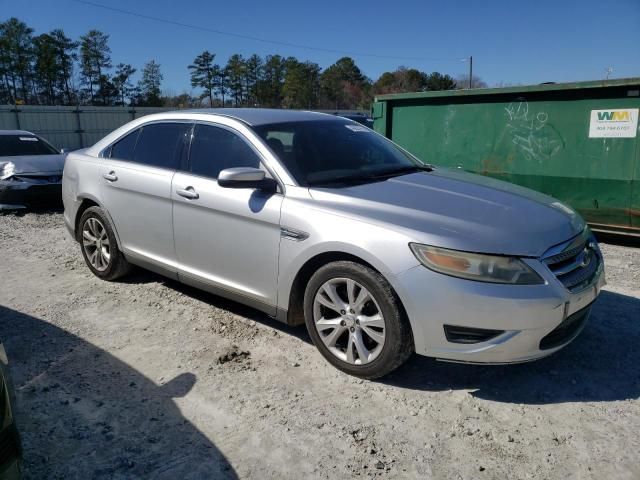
[468,56,473,89]
[605,66,613,80]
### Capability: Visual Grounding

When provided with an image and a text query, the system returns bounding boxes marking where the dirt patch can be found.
[1,212,639,479]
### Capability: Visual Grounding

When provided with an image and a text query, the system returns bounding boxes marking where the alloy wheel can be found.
[312,278,386,365]
[82,217,111,272]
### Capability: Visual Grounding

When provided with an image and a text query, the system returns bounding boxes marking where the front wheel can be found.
[303,261,414,379]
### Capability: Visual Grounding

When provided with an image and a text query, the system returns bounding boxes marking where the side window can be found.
[190,124,261,179]
[110,129,140,160]
[132,123,191,169]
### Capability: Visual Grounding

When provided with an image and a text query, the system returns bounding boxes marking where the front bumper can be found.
[393,250,605,364]
[0,179,62,210]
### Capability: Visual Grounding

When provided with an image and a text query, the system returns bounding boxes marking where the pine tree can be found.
[80,29,112,105]
[188,50,217,107]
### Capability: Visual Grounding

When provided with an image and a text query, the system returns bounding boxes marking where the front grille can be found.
[543,234,601,292]
[539,304,592,350]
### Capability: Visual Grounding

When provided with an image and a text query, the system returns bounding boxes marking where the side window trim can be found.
[189,121,283,192]
[102,120,194,170]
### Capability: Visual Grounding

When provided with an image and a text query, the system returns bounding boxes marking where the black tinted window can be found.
[132,123,191,169]
[190,124,261,179]
[0,135,58,156]
[252,120,418,186]
[110,129,139,160]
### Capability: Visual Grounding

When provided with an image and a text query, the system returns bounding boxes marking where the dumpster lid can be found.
[374,77,640,102]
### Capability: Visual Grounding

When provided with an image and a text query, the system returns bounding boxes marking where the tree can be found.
[112,63,136,106]
[320,57,369,109]
[136,60,163,106]
[373,67,427,94]
[189,50,217,107]
[282,58,320,109]
[425,72,456,91]
[161,91,199,108]
[49,29,78,104]
[455,74,488,89]
[80,29,112,104]
[0,18,36,104]
[33,33,58,104]
[258,54,286,107]
[373,68,456,95]
[215,65,227,105]
[225,54,246,106]
[244,54,263,106]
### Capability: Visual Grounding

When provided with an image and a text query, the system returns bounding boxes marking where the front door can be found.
[172,123,283,313]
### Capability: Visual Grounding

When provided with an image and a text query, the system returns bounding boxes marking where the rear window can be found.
[0,135,59,157]
[110,129,140,161]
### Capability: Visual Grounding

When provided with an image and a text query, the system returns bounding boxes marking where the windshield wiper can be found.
[369,164,434,179]
[307,164,433,187]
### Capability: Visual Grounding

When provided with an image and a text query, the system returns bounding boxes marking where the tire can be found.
[78,206,132,281]
[303,261,414,379]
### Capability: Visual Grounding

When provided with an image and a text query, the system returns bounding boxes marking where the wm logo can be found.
[597,111,631,121]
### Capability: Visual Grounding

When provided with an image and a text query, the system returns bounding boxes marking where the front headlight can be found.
[409,243,544,285]
[0,162,15,180]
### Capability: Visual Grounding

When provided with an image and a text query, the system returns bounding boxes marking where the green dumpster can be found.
[372,78,640,237]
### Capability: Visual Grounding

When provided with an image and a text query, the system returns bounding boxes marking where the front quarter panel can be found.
[277,186,422,332]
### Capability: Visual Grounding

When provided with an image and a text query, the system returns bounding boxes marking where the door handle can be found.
[176,187,199,200]
[103,171,118,182]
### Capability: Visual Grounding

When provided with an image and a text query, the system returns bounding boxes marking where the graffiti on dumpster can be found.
[505,98,564,162]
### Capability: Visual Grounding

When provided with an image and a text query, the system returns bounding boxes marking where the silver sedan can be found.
[62,109,604,379]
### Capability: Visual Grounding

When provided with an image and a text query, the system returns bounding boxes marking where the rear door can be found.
[172,123,283,313]
[100,121,191,271]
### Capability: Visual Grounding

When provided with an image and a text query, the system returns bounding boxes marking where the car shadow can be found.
[117,271,639,405]
[594,231,640,248]
[120,269,311,343]
[380,290,640,404]
[0,305,238,479]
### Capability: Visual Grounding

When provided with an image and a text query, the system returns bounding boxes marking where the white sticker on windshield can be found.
[19,136,38,141]
[345,124,369,132]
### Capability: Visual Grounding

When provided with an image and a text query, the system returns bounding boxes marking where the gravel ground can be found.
[0,212,639,479]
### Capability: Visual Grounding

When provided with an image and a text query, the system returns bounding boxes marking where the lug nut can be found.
[340,320,346,326]
[340,310,346,315]
[355,319,360,325]
[350,327,355,332]
[350,309,355,314]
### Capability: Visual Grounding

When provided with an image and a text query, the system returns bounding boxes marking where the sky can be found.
[3,0,639,95]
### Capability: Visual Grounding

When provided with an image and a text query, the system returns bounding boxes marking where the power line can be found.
[72,0,466,63]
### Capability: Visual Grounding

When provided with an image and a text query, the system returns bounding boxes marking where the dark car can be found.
[0,342,21,479]
[336,113,374,129]
[0,130,65,211]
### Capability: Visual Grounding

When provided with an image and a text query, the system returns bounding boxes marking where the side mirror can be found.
[218,167,277,191]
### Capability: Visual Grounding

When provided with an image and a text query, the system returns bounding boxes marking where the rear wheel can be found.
[78,206,131,281]
[304,261,413,379]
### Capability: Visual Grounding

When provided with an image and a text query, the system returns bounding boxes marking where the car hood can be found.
[308,168,585,257]
[1,154,65,175]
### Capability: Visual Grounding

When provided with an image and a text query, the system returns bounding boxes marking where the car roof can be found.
[181,108,339,126]
[0,129,35,136]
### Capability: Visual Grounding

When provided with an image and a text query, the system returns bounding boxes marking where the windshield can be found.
[0,134,59,157]
[252,120,424,186]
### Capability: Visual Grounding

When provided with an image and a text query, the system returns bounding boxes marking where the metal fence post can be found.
[75,106,83,148]
[13,103,20,130]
